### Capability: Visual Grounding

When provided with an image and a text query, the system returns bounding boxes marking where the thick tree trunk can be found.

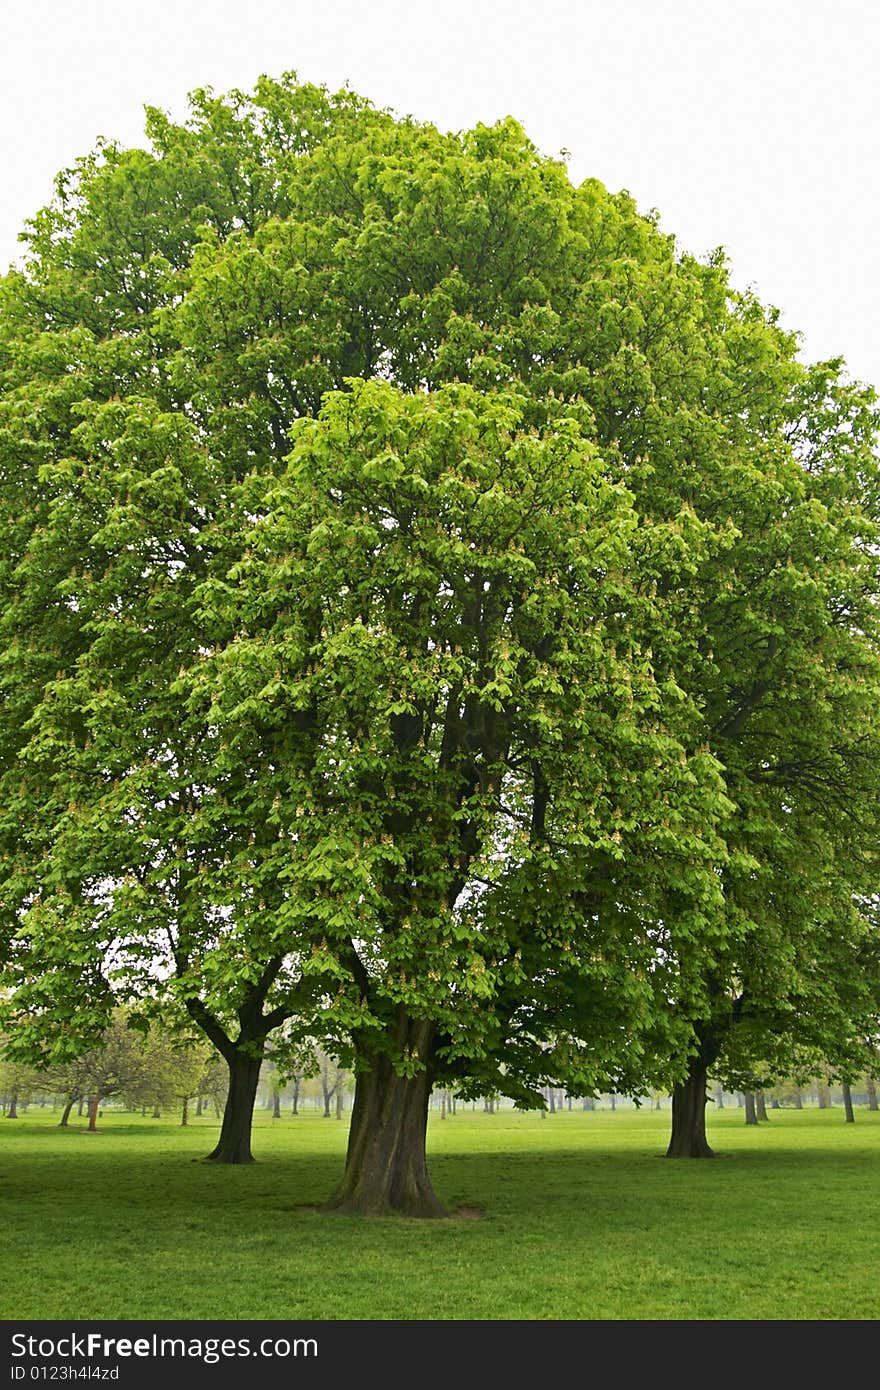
[756,1091,769,1121]
[744,1091,758,1124]
[272,1092,281,1119]
[323,1030,446,1218]
[6,1090,18,1119]
[666,1057,714,1158]
[817,1080,831,1108]
[86,1095,100,1132]
[842,1082,855,1123]
[58,1097,75,1127]
[204,1052,262,1163]
[867,1076,878,1112]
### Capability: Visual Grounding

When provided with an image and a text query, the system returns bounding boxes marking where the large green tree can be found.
[2,72,878,1207]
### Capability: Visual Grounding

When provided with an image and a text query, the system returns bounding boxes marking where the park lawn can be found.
[1,1105,877,1321]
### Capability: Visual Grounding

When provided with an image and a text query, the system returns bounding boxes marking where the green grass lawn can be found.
[1,1103,877,1321]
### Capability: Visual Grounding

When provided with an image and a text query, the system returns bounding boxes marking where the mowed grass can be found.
[1,1104,877,1321]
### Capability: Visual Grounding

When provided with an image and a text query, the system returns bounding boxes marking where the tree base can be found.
[324,1041,447,1218]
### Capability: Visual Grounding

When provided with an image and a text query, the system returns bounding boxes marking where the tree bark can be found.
[867,1076,878,1112]
[86,1095,100,1132]
[323,1025,446,1218]
[204,1052,263,1163]
[756,1090,769,1121]
[6,1090,18,1119]
[666,1056,715,1157]
[744,1091,758,1124]
[181,1096,189,1127]
[272,1092,281,1119]
[842,1081,855,1123]
[793,1090,803,1110]
[58,1097,76,1127]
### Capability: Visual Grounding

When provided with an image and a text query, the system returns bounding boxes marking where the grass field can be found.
[1,1104,877,1321]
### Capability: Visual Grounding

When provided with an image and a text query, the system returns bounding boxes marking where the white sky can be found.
[3,0,878,391]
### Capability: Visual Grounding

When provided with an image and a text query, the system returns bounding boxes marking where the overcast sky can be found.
[3,0,878,390]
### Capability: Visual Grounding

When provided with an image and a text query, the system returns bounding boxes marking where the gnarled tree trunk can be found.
[205,1051,262,1164]
[744,1091,758,1124]
[666,1056,715,1158]
[323,1022,446,1218]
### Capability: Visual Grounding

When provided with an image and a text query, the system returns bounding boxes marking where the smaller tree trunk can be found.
[744,1091,758,1125]
[842,1082,855,1123]
[195,1095,203,1117]
[86,1095,101,1132]
[291,1079,300,1115]
[181,1096,189,1127]
[793,1090,803,1110]
[58,1097,76,1127]
[6,1090,19,1119]
[866,1076,878,1112]
[272,1092,281,1119]
[205,1050,263,1164]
